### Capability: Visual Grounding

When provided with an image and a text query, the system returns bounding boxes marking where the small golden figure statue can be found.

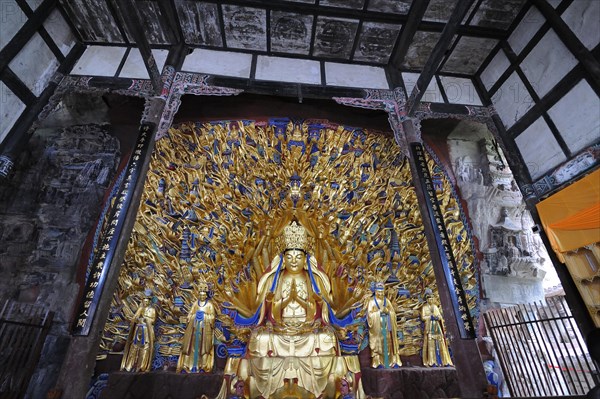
[229,377,247,399]
[177,281,217,373]
[121,291,156,372]
[271,378,316,399]
[366,282,401,368]
[421,289,453,367]
[337,374,355,399]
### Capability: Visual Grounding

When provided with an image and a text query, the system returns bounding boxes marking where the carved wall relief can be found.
[446,121,559,304]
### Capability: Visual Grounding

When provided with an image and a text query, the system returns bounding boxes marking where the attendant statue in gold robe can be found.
[421,290,453,367]
[178,282,217,372]
[366,282,401,368]
[121,293,156,372]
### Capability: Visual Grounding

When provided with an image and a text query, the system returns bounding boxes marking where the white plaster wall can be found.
[492,72,534,129]
[119,49,169,79]
[402,72,443,103]
[181,49,252,78]
[439,76,482,106]
[521,29,578,98]
[72,46,127,76]
[25,0,43,10]
[546,0,562,8]
[325,63,388,89]
[43,9,76,56]
[9,32,59,96]
[256,56,320,85]
[1,1,27,50]
[508,6,545,55]
[480,49,510,91]
[561,0,600,50]
[515,117,567,179]
[548,80,600,154]
[0,82,26,144]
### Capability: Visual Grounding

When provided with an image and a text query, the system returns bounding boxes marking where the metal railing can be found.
[0,300,53,399]
[484,296,599,397]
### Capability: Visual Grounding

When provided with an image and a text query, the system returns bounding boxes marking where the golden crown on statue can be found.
[197,280,209,292]
[283,221,308,252]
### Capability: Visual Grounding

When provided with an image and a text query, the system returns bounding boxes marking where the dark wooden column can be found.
[113,0,162,94]
[402,118,488,398]
[52,68,172,399]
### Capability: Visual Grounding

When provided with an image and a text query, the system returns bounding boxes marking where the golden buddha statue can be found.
[253,222,336,334]
[366,282,401,368]
[421,290,453,367]
[177,281,217,373]
[121,292,156,372]
[219,220,365,399]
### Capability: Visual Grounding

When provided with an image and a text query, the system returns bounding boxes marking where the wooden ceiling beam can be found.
[214,0,410,21]
[390,0,431,69]
[157,0,184,45]
[210,0,506,39]
[418,21,504,39]
[406,0,477,116]
[114,0,162,94]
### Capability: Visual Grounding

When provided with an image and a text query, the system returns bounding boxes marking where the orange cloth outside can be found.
[536,169,600,262]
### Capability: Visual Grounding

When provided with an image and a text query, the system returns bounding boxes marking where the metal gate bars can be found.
[484,296,599,396]
[0,300,53,399]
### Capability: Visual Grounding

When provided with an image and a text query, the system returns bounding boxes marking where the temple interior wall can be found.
[0,93,141,398]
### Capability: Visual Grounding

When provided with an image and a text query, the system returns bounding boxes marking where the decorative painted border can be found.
[411,142,476,339]
[530,143,600,198]
[333,87,409,157]
[156,72,244,140]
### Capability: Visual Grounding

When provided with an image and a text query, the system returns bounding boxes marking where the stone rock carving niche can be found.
[446,120,558,305]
